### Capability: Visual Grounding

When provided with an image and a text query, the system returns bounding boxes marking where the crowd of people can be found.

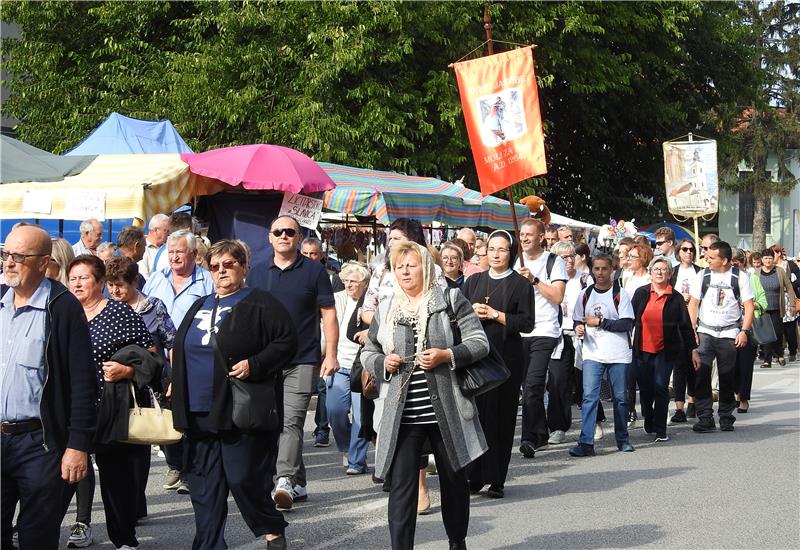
[2,214,798,550]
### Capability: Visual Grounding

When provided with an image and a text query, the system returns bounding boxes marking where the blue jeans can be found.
[326,369,368,470]
[579,360,630,445]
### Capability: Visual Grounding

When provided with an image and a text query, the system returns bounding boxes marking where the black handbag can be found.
[751,314,777,345]
[210,298,280,432]
[443,290,510,397]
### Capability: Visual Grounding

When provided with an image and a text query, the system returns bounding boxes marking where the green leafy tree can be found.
[718,0,799,251]
[2,1,756,224]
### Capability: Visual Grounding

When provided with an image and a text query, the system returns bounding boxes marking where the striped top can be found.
[401,369,437,424]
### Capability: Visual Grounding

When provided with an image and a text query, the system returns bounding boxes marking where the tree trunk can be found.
[752,193,769,251]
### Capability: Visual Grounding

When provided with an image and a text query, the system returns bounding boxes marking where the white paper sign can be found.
[63,189,106,221]
[279,192,323,229]
[22,190,53,214]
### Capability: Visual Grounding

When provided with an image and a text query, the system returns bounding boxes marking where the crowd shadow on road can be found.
[495,523,665,549]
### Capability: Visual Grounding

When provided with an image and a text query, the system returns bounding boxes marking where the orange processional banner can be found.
[452,46,547,196]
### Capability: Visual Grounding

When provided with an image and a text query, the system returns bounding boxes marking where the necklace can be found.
[83,298,104,315]
[483,274,506,305]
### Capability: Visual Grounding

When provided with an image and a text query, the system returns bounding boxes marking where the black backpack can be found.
[699,267,741,303]
[582,278,622,313]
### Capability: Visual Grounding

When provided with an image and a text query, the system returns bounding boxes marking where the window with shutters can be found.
[737,190,771,235]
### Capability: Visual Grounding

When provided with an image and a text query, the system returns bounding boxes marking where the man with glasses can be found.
[697,233,720,269]
[515,219,569,456]
[653,227,679,267]
[1,225,97,549]
[72,218,103,257]
[143,229,214,495]
[248,215,338,510]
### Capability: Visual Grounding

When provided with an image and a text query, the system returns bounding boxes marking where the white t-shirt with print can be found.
[674,265,697,296]
[514,251,568,338]
[690,268,754,339]
[573,285,634,364]
[622,271,651,296]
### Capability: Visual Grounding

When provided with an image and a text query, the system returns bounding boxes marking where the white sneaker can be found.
[593,423,604,441]
[67,522,93,548]
[272,477,308,510]
[342,453,349,467]
[548,430,566,444]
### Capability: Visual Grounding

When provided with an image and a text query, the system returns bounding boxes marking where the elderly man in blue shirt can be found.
[1,225,97,550]
[143,228,214,494]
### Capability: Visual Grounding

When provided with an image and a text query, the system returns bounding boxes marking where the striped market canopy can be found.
[320,162,528,230]
[0,154,192,222]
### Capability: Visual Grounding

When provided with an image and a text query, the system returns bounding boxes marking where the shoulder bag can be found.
[124,382,182,445]
[210,297,281,432]
[750,315,777,345]
[443,290,510,397]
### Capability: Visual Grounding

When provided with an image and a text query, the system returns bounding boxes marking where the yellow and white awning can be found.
[0,154,192,223]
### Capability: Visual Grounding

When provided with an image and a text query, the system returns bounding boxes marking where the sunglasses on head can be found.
[271,228,297,238]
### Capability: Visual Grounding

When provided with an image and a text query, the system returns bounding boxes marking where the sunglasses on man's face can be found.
[271,228,297,238]
[680,247,695,253]
[655,240,667,246]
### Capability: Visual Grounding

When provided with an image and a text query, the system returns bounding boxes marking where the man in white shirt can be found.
[515,219,568,457]
[72,219,103,256]
[688,241,754,433]
[138,213,169,278]
[569,254,636,457]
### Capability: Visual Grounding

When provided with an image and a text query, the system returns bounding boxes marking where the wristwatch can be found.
[492,310,500,320]
[532,276,540,286]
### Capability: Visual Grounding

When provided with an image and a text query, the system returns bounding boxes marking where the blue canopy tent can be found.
[65,112,192,155]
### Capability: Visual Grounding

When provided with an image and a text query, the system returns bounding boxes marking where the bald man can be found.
[1,226,97,549]
[457,227,484,277]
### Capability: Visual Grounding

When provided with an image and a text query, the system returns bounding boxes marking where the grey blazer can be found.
[361,287,489,478]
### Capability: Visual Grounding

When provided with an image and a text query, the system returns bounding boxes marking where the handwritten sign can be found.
[63,189,106,221]
[22,190,53,214]
[279,192,323,229]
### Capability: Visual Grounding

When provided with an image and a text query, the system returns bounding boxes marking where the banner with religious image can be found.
[452,46,547,196]
[663,139,719,217]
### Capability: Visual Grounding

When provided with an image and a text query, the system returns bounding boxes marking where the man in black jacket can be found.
[1,225,97,550]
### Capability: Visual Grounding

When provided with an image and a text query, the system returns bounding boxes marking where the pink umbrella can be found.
[180,144,335,193]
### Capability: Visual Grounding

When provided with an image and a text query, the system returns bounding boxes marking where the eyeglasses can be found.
[655,240,667,246]
[626,254,641,260]
[271,228,297,238]
[441,256,461,263]
[208,260,240,273]
[680,247,695,253]
[700,246,709,251]
[651,267,669,274]
[560,254,576,261]
[474,253,487,258]
[1,251,47,263]
[487,248,509,254]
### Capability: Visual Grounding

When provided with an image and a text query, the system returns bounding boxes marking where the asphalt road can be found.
[61,361,800,549]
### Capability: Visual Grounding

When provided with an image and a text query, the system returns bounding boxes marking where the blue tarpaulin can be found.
[65,112,192,155]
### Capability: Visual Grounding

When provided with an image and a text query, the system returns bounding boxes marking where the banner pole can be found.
[694,216,700,257]
[484,5,525,267]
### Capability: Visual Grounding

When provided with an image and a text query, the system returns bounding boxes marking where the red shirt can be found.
[640,285,672,354]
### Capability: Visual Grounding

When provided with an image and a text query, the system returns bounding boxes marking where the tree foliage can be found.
[718,0,799,251]
[1,1,755,224]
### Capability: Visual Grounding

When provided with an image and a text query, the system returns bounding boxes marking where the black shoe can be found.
[686,403,697,419]
[789,355,797,362]
[720,417,735,431]
[777,356,786,366]
[267,535,287,550]
[314,432,330,447]
[469,480,484,494]
[569,443,595,457]
[519,440,536,459]
[371,474,384,485]
[654,434,670,442]
[449,540,467,550]
[487,484,504,499]
[670,410,687,423]
[761,361,772,369]
[692,417,716,433]
[617,440,635,452]
[643,417,655,435]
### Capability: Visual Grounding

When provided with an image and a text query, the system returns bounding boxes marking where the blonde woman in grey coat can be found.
[361,241,489,550]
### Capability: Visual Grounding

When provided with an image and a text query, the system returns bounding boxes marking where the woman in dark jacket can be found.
[632,257,700,441]
[171,240,297,550]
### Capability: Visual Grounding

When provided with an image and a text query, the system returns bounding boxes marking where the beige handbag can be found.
[123,382,182,445]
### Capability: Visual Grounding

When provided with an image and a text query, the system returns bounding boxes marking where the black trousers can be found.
[186,414,287,550]
[637,352,674,436]
[672,354,695,403]
[163,437,185,473]
[63,458,94,524]
[1,429,66,550]
[545,337,575,432]
[388,423,469,550]
[521,336,561,444]
[763,310,784,362]
[695,334,737,421]
[783,320,798,356]
[735,340,757,401]
[95,442,150,548]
